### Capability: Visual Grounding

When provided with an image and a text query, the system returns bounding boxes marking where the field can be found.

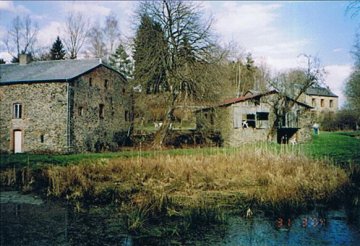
[1,131,359,169]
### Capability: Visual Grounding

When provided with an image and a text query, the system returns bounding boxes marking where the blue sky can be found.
[0,1,358,106]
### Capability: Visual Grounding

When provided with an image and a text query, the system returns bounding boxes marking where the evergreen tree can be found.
[0,58,6,64]
[50,36,66,60]
[133,14,168,94]
[109,44,133,79]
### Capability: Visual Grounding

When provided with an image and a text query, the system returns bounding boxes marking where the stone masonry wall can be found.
[70,66,132,152]
[0,82,68,153]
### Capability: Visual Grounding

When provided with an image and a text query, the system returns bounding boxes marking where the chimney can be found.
[19,54,32,65]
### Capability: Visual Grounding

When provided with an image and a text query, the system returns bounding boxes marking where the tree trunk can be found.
[152,105,175,149]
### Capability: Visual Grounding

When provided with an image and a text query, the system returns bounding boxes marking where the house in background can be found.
[196,90,313,146]
[0,55,132,153]
[299,85,338,114]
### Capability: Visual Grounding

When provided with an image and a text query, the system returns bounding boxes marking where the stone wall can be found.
[0,82,68,153]
[70,66,132,152]
[201,94,313,147]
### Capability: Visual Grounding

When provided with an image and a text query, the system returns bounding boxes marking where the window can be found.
[125,110,129,121]
[256,112,269,129]
[246,114,256,128]
[78,107,84,116]
[99,104,104,119]
[312,98,316,107]
[329,99,333,108]
[104,79,108,89]
[122,88,126,94]
[320,99,324,107]
[13,103,22,119]
[256,112,269,121]
[40,134,44,143]
[89,78,92,87]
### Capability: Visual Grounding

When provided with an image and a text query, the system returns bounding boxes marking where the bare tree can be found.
[5,15,39,62]
[103,13,121,55]
[63,12,89,59]
[266,54,325,140]
[135,0,219,147]
[87,22,107,59]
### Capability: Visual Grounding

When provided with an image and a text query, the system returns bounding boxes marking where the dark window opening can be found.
[246,114,256,128]
[78,107,84,116]
[122,88,126,94]
[13,103,22,119]
[329,100,333,108]
[104,79,108,89]
[40,134,44,143]
[89,78,92,87]
[312,98,316,107]
[125,110,129,121]
[320,99,324,107]
[256,112,269,120]
[99,104,104,119]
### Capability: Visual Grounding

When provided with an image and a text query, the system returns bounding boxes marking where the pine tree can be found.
[109,44,133,79]
[133,14,168,94]
[50,36,66,60]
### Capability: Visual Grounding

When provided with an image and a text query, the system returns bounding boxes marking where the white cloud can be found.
[0,51,13,63]
[61,2,111,22]
[0,1,30,14]
[332,48,343,53]
[37,21,64,48]
[205,2,311,71]
[324,64,353,107]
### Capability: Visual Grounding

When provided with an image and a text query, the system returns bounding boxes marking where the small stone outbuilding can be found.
[196,90,313,146]
[0,56,132,153]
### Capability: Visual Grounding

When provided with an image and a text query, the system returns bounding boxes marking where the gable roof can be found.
[0,58,125,85]
[305,86,338,97]
[219,90,278,107]
[196,90,312,112]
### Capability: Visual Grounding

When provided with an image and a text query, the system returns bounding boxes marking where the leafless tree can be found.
[103,13,121,55]
[137,0,220,147]
[5,15,39,61]
[266,54,325,140]
[63,12,89,59]
[87,22,107,59]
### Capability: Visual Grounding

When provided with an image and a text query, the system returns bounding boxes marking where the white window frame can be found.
[13,103,22,119]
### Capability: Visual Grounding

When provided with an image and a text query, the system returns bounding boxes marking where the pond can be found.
[1,192,359,245]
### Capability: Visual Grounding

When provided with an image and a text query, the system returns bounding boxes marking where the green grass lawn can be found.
[303,131,360,166]
[1,131,359,169]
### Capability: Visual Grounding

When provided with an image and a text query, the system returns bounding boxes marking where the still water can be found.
[1,192,359,245]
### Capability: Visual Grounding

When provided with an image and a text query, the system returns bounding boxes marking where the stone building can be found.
[0,55,132,153]
[196,90,313,146]
[299,85,338,114]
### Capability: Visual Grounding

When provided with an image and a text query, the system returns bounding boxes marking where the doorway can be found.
[14,130,23,153]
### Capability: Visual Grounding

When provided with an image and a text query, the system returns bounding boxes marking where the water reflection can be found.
[1,193,359,245]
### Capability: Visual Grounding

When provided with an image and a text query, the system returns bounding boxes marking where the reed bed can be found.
[1,146,346,214]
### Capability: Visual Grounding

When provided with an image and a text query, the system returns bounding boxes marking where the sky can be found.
[0,1,358,107]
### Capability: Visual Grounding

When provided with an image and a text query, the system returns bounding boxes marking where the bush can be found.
[113,131,132,147]
[321,110,358,131]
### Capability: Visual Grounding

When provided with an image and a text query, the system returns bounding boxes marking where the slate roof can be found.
[305,86,338,97]
[0,59,124,85]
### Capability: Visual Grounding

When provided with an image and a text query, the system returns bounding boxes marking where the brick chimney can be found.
[19,54,32,65]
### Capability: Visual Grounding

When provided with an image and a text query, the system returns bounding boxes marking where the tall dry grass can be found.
[35,147,348,213]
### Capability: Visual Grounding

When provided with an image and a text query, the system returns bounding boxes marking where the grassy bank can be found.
[1,146,348,213]
[303,131,360,165]
[0,131,358,233]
